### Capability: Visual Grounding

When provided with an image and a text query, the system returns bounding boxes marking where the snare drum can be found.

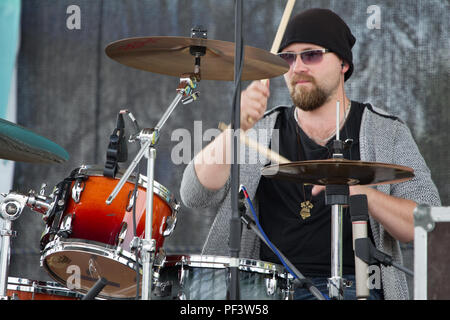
[6,277,83,300]
[153,255,293,300]
[39,165,179,299]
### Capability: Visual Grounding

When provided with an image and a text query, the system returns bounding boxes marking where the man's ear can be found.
[341,61,349,74]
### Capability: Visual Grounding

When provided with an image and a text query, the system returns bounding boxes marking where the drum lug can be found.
[152,248,172,297]
[71,180,85,203]
[117,222,128,246]
[177,291,187,300]
[265,273,277,296]
[281,275,294,300]
[57,213,74,238]
[126,190,138,212]
[178,257,189,288]
[163,215,177,237]
[154,248,167,267]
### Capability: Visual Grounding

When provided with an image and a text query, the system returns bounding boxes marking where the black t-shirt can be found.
[257,101,369,277]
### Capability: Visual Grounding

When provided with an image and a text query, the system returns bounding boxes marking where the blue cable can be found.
[240,185,329,300]
[240,185,298,278]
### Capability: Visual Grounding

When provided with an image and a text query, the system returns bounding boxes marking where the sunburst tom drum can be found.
[39,165,179,299]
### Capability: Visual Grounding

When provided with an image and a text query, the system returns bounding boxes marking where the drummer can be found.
[179,8,440,300]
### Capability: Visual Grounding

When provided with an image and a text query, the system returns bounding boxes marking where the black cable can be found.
[230,36,245,130]
[228,2,245,299]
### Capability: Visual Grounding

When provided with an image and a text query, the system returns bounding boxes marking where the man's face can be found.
[282,43,344,111]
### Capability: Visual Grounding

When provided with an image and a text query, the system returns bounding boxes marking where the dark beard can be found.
[289,78,330,111]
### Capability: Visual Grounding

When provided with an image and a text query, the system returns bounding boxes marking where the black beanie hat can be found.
[279,8,356,81]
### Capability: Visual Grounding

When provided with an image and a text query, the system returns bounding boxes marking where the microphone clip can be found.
[104,112,128,178]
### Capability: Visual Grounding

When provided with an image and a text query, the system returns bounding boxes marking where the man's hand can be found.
[240,80,270,131]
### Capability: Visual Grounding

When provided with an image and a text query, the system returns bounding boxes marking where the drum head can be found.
[41,239,141,299]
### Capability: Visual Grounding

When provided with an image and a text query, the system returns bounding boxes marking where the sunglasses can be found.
[277,49,331,66]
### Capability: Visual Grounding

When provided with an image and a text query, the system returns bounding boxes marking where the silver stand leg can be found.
[0,219,12,299]
[413,204,434,300]
[414,226,428,300]
[413,205,450,300]
[328,204,344,300]
[141,147,157,300]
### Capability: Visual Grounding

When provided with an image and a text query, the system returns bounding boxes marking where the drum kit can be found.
[0,27,415,301]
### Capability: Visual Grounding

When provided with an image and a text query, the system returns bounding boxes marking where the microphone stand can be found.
[105,75,199,300]
[228,0,244,300]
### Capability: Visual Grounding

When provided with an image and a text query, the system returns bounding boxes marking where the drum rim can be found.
[41,238,139,269]
[7,276,84,298]
[41,238,140,299]
[77,164,179,212]
[162,254,292,277]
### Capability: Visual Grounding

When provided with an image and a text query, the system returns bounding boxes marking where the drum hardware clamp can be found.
[0,192,28,299]
[0,186,63,299]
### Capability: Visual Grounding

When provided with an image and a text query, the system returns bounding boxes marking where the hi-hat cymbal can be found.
[105,36,289,81]
[261,159,414,186]
[0,118,69,164]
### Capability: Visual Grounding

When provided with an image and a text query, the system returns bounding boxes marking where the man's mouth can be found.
[292,77,314,86]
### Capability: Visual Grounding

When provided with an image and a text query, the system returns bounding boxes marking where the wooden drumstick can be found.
[219,0,296,163]
[218,122,291,164]
[248,0,296,124]
[261,0,296,86]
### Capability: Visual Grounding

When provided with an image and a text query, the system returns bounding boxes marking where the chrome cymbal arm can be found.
[106,75,198,205]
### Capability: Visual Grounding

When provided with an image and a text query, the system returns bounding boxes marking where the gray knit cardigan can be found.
[180,104,441,300]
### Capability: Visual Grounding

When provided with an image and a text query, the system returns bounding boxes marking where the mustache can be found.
[290,75,316,85]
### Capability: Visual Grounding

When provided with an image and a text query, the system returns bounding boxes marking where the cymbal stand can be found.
[325,184,349,300]
[326,100,349,300]
[105,75,199,300]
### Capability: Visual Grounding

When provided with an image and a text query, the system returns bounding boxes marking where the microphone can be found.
[104,112,128,178]
[349,194,370,299]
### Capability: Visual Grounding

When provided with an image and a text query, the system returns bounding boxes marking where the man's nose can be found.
[292,55,309,73]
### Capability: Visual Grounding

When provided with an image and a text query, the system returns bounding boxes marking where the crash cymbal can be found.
[105,36,289,81]
[261,159,414,186]
[0,118,69,164]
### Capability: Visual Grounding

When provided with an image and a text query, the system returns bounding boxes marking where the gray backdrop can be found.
[6,0,449,299]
